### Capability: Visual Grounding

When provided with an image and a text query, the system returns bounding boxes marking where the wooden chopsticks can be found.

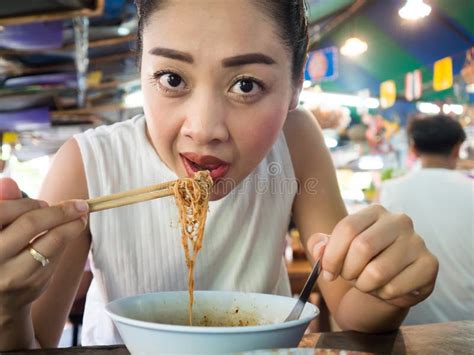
[87,180,175,213]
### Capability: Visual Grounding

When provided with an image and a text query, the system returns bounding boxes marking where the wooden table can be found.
[5,321,473,354]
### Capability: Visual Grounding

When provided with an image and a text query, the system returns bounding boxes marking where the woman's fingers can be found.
[354,234,424,293]
[0,200,89,260]
[307,233,329,260]
[0,217,89,309]
[375,250,439,304]
[20,216,89,270]
[0,199,48,228]
[340,213,413,281]
[0,178,22,200]
[322,205,386,281]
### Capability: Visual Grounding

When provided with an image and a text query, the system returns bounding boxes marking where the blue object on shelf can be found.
[0,107,51,131]
[4,72,77,87]
[0,21,63,50]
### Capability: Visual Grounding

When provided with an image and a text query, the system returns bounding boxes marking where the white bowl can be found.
[105,290,319,354]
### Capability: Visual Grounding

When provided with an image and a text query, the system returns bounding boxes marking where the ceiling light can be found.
[450,105,463,115]
[340,37,368,57]
[399,0,431,21]
[416,102,441,114]
[442,104,464,115]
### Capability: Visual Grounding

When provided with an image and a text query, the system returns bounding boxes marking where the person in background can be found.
[380,114,473,324]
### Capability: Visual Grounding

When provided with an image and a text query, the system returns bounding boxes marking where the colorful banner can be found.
[433,56,453,91]
[380,80,396,108]
[405,69,423,101]
[304,46,338,82]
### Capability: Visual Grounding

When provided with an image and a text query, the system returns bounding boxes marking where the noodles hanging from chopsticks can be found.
[172,170,213,326]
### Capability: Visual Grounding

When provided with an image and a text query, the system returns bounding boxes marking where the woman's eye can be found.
[230,79,263,96]
[155,72,186,91]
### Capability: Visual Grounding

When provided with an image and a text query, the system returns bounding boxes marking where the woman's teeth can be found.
[190,160,207,171]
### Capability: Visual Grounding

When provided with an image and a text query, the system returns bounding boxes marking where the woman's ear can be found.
[289,87,302,111]
[289,70,305,111]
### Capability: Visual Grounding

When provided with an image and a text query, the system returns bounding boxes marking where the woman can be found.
[0,0,438,350]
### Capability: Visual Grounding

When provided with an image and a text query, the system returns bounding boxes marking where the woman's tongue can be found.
[190,160,214,171]
[183,156,229,180]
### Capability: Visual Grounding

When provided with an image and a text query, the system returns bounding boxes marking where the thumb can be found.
[0,177,22,200]
[307,233,329,260]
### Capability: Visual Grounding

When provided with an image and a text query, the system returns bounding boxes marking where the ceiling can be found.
[309,0,473,104]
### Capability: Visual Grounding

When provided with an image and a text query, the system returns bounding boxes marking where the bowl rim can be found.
[105,290,319,334]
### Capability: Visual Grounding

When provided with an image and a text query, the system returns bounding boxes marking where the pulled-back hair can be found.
[134,0,308,84]
[408,114,466,155]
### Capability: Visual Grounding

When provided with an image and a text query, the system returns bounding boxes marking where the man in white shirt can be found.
[380,114,473,325]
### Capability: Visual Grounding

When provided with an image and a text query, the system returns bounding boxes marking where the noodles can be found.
[172,170,213,325]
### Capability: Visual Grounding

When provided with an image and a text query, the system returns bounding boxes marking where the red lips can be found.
[180,153,230,181]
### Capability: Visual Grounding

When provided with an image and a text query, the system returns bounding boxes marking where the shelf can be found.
[0,0,105,26]
[0,34,135,56]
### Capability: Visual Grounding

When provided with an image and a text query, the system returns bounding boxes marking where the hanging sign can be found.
[304,46,338,82]
[380,80,396,108]
[405,69,423,101]
[433,56,453,91]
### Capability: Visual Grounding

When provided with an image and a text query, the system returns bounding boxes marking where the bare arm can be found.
[33,138,91,347]
[284,108,409,332]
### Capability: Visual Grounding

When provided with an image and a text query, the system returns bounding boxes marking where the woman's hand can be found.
[307,204,438,309]
[0,178,89,317]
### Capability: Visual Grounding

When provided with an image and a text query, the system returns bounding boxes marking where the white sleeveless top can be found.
[74,115,297,345]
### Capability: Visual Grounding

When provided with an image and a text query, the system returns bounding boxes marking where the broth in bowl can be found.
[150,306,262,327]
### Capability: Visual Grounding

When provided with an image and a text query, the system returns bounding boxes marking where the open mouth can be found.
[180,153,230,181]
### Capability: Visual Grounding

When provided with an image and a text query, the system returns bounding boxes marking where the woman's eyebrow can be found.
[148,47,194,63]
[222,53,276,67]
[147,48,276,67]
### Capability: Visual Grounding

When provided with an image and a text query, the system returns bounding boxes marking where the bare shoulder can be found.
[283,106,346,237]
[283,107,330,180]
[39,138,88,203]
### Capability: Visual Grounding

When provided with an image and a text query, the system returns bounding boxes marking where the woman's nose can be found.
[181,94,230,145]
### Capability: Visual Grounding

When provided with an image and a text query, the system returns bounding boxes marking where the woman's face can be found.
[141,0,299,200]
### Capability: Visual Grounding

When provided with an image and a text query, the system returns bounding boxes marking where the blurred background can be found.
[0,0,473,344]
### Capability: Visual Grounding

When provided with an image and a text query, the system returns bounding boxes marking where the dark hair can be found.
[408,114,466,155]
[134,0,309,84]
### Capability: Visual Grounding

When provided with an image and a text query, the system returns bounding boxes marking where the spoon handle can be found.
[285,258,322,322]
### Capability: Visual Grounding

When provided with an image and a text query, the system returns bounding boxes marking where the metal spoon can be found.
[285,258,322,322]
